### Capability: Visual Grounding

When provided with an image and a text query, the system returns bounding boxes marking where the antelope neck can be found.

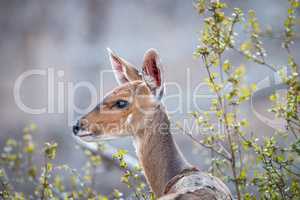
[133,105,191,197]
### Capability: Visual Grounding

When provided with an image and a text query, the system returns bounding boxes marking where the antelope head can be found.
[73,48,165,142]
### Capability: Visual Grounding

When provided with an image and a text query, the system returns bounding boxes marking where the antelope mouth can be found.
[77,130,95,138]
[76,131,118,142]
[76,130,119,142]
[74,130,97,142]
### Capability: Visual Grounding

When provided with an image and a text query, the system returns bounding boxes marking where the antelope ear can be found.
[142,48,164,99]
[107,48,142,85]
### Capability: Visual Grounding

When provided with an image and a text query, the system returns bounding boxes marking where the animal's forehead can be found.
[111,81,141,94]
[103,81,149,100]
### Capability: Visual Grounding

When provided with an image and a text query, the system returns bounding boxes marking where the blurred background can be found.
[0,0,299,196]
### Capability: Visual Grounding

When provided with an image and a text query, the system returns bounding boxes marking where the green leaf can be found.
[223,60,231,72]
[292,139,300,155]
[269,93,277,102]
[44,142,58,160]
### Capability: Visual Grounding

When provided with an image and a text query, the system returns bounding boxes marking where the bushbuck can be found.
[73,48,232,200]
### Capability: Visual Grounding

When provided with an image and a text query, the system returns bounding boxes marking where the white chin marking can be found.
[75,130,119,142]
[76,130,93,137]
[72,134,98,152]
[76,130,95,142]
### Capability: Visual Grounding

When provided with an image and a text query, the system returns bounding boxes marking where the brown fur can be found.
[75,49,232,199]
[80,80,152,137]
[134,106,190,196]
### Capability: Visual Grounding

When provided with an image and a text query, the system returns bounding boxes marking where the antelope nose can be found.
[73,121,80,135]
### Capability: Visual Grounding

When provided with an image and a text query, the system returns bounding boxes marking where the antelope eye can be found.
[114,100,129,109]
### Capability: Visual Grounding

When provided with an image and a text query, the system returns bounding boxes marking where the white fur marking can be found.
[132,137,140,154]
[126,113,133,125]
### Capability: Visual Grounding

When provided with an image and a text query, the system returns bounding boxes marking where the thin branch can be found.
[176,123,232,162]
[231,46,277,72]
[202,54,242,200]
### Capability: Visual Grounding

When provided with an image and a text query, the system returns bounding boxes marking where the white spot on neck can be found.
[132,136,142,155]
[126,113,133,125]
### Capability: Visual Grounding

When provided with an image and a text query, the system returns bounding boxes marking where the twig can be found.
[202,54,242,200]
[73,135,139,171]
[176,122,232,162]
[231,46,277,72]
